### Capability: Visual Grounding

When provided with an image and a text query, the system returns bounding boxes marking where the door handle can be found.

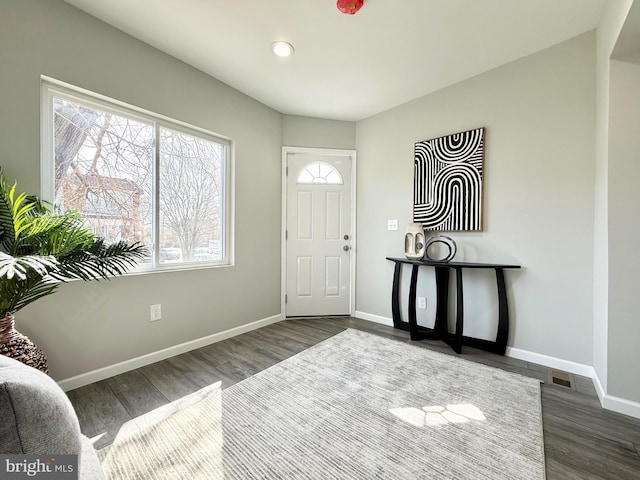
[343,245,350,251]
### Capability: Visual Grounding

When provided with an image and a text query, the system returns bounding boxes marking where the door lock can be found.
[344,234,350,240]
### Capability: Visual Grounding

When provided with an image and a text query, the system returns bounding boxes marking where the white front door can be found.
[285,150,354,316]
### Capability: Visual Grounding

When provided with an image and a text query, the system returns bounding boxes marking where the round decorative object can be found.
[337,0,364,15]
[0,314,48,374]
[404,223,426,260]
[424,235,457,263]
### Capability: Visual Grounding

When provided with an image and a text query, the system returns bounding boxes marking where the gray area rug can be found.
[100,328,545,479]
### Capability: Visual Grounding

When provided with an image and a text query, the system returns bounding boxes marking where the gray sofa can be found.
[0,355,105,479]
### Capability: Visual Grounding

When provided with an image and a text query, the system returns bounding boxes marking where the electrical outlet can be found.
[388,219,398,231]
[417,297,426,309]
[150,304,162,321]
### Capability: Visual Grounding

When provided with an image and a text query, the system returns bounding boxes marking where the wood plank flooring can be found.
[67,317,640,479]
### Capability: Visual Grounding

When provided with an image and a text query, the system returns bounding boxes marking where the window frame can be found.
[296,160,344,185]
[40,76,234,273]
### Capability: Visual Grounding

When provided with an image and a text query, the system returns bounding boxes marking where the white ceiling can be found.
[613,1,640,63]
[65,0,606,121]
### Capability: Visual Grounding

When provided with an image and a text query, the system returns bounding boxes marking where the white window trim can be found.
[40,76,235,272]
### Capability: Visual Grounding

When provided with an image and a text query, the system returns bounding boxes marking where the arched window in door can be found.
[297,161,343,185]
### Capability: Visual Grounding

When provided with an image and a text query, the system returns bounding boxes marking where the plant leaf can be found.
[0,251,59,280]
[0,168,148,315]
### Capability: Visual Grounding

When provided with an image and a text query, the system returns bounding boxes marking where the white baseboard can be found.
[601,395,640,420]
[592,372,640,419]
[593,370,606,402]
[354,311,594,378]
[354,311,393,327]
[57,314,283,392]
[505,347,595,378]
[61,309,640,420]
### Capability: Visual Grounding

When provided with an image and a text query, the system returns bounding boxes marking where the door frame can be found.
[281,146,357,318]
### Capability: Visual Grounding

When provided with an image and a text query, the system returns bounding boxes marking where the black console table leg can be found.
[453,267,464,353]
[390,260,439,339]
[391,262,402,329]
[439,266,464,354]
[434,267,450,336]
[494,268,509,355]
[461,268,510,355]
[408,265,421,340]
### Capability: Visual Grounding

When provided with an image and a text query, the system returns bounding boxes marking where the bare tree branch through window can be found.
[50,92,228,268]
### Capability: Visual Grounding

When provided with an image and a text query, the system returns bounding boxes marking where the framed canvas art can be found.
[413,127,485,231]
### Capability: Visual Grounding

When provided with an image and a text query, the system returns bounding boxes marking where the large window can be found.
[41,78,232,270]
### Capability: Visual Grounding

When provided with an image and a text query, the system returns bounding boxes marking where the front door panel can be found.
[286,153,352,316]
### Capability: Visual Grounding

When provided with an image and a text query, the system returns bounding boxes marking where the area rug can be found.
[100,329,545,479]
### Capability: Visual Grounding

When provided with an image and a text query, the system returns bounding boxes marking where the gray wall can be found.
[355,32,597,365]
[0,0,283,380]
[282,115,356,149]
[608,59,640,402]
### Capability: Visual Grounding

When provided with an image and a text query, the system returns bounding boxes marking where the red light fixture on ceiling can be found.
[337,0,364,15]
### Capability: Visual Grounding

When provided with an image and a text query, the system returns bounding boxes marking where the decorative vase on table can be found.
[0,314,48,373]
[404,223,426,260]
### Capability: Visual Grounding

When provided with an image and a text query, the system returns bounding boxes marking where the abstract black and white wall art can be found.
[413,127,485,231]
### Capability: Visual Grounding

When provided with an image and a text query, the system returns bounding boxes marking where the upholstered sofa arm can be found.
[0,355,105,479]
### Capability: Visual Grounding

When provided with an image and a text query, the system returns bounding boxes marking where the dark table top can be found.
[386,257,521,269]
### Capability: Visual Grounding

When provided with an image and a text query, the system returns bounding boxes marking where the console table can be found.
[386,257,521,355]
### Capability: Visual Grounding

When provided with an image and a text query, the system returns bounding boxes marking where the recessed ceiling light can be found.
[272,41,295,57]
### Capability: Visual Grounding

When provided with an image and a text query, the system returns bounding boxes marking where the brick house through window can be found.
[59,173,143,243]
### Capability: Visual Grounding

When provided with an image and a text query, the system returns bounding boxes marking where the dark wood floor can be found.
[67,317,640,479]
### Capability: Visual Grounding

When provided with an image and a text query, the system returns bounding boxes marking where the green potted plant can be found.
[0,169,147,373]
